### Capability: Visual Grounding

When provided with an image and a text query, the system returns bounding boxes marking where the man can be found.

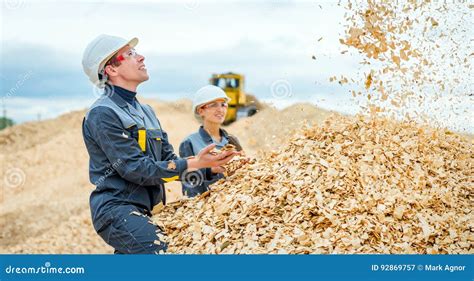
[81,34,237,254]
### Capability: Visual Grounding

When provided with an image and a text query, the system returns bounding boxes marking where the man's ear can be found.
[104,65,118,77]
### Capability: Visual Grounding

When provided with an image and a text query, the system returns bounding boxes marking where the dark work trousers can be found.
[96,205,168,254]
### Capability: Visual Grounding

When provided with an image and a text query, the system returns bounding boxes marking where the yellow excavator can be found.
[209,72,261,124]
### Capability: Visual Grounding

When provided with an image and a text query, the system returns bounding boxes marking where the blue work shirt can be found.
[82,88,188,232]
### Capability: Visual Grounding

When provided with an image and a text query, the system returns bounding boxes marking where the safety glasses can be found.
[105,48,139,67]
[116,48,139,61]
[203,101,228,109]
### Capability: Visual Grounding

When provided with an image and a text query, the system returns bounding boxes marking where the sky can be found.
[0,0,364,121]
[0,0,472,133]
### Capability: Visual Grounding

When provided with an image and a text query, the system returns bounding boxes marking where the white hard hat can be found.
[192,85,230,120]
[82,34,138,88]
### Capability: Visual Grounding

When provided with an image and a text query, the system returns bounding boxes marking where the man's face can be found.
[105,45,149,84]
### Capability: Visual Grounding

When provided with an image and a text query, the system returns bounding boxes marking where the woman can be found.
[179,85,243,197]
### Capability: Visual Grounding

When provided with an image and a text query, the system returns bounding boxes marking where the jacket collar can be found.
[107,85,145,119]
[108,86,129,108]
[198,126,229,144]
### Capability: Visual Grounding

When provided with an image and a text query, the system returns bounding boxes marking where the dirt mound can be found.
[0,109,93,251]
[0,109,86,153]
[0,97,198,253]
[6,208,112,254]
[154,114,473,254]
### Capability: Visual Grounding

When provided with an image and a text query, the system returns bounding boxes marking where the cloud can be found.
[1,1,355,101]
[1,35,354,101]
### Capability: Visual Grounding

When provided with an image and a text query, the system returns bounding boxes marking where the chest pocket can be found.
[126,126,163,158]
[146,129,163,159]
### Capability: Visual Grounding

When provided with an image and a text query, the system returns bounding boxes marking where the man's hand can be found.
[187,144,238,170]
[211,166,226,174]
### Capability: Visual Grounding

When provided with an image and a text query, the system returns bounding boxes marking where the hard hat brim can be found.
[193,96,230,121]
[196,96,230,108]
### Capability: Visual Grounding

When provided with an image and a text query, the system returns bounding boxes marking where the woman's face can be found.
[198,98,228,124]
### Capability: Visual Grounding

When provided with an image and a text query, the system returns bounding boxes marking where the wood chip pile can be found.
[154,114,473,254]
